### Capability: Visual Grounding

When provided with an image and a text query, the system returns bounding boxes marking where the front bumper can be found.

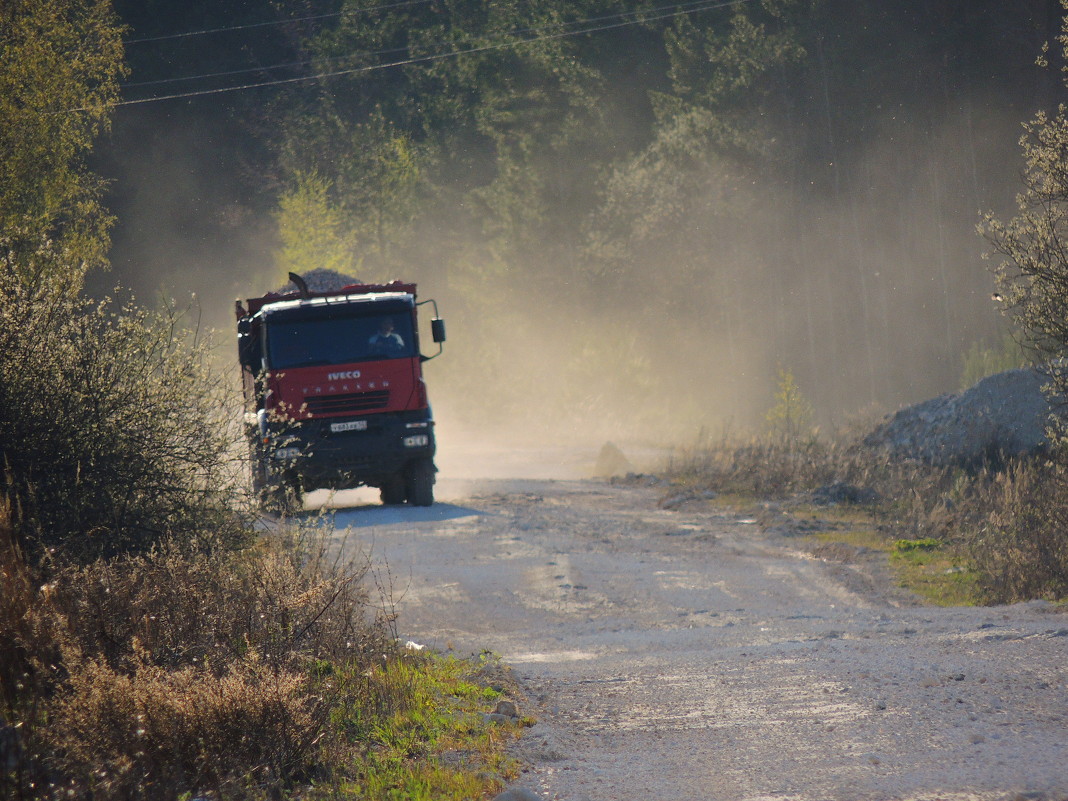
[266,409,435,490]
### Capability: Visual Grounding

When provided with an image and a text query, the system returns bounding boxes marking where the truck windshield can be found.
[265,312,416,369]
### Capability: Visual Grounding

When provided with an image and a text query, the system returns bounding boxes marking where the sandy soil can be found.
[316,474,1068,801]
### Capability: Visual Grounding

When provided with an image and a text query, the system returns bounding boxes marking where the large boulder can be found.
[864,368,1056,465]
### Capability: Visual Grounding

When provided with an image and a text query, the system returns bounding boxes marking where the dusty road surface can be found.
[312,471,1068,801]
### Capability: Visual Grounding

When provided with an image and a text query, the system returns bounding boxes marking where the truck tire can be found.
[405,458,435,507]
[380,474,406,505]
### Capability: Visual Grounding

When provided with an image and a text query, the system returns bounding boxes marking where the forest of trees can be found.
[90,0,1066,437]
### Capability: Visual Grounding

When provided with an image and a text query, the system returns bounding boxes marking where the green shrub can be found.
[0,270,245,564]
[893,538,940,552]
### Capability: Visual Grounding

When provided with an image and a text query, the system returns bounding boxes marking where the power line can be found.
[120,46,409,89]
[74,0,753,111]
[123,0,433,44]
[121,0,722,90]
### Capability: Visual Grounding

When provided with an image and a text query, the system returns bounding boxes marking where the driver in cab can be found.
[368,317,405,355]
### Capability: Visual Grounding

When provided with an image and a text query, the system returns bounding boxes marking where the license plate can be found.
[330,420,367,433]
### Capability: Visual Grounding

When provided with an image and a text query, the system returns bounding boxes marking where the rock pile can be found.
[863,367,1056,465]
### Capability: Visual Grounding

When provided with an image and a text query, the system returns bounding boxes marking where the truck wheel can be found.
[380,475,406,505]
[405,459,435,507]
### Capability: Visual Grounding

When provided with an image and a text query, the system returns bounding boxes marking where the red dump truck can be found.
[236,273,446,511]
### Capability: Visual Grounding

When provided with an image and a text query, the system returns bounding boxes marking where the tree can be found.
[274,0,650,280]
[584,2,808,301]
[274,172,360,283]
[983,2,1068,406]
[766,365,814,442]
[0,0,125,284]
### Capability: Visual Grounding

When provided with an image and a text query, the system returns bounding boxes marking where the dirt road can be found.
[317,475,1068,801]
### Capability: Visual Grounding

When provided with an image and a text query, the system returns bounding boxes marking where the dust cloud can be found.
[87,103,279,334]
[96,77,1039,463]
[413,107,1029,452]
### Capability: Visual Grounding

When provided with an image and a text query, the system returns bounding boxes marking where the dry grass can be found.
[962,459,1068,602]
[1,501,518,801]
[664,432,1068,605]
[47,652,318,799]
[0,501,389,800]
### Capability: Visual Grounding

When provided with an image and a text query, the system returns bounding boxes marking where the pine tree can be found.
[766,366,814,442]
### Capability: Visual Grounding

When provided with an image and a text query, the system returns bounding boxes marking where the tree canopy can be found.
[0,0,125,284]
[984,3,1068,409]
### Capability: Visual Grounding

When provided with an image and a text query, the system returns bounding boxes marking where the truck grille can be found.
[305,390,390,416]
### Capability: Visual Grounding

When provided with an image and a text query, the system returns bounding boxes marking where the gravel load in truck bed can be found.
[275,269,362,295]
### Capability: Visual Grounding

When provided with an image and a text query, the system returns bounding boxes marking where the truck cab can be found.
[236,277,445,511]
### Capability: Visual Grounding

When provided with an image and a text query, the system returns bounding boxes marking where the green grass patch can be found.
[889,545,980,606]
[806,514,979,605]
[810,526,891,552]
[730,501,978,606]
[807,519,980,605]
[314,650,524,801]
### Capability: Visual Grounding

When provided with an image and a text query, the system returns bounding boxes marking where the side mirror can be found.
[237,318,261,369]
[431,317,446,343]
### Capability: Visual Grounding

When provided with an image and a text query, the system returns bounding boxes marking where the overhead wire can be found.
[120,46,409,88]
[123,0,433,44]
[121,0,727,89]
[70,0,755,111]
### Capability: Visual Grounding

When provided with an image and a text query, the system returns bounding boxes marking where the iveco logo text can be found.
[327,370,361,381]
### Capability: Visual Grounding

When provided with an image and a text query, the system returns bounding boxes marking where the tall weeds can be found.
[666,431,1068,604]
[965,459,1068,602]
[0,504,393,800]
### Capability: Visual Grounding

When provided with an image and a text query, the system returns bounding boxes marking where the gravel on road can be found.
[317,477,1068,801]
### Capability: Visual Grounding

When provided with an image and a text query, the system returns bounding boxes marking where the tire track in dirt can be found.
[325,478,1068,801]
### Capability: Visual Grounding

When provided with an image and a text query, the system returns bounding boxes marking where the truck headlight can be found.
[273,446,301,460]
[403,434,429,448]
